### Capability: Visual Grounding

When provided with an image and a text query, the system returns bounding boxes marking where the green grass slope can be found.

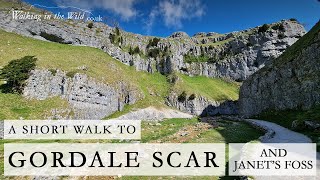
[0,30,239,119]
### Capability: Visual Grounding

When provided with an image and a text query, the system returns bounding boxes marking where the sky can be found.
[24,0,320,37]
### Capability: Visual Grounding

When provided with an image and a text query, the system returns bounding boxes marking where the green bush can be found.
[188,94,196,101]
[207,57,218,63]
[129,46,141,55]
[147,48,160,58]
[147,37,160,48]
[184,54,214,63]
[0,56,37,93]
[258,24,270,33]
[66,70,78,78]
[272,24,285,31]
[134,46,140,54]
[115,27,120,36]
[178,91,187,102]
[278,33,286,39]
[48,69,57,76]
[109,27,122,46]
[129,46,133,55]
[166,73,178,84]
[120,36,123,45]
[87,22,94,29]
[109,33,116,44]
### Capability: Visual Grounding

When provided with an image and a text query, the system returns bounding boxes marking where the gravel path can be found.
[245,119,319,180]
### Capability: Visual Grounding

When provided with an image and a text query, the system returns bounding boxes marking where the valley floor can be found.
[1,115,319,179]
[0,117,263,180]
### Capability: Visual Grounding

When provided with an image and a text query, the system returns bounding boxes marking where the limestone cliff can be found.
[0,10,305,81]
[0,6,307,117]
[166,94,238,116]
[24,70,139,119]
[239,21,320,117]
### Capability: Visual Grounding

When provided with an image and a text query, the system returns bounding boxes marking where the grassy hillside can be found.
[0,30,239,119]
[0,93,70,120]
[175,74,239,101]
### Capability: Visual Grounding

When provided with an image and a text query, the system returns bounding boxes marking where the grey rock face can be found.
[23,70,139,119]
[169,31,189,38]
[239,28,320,117]
[166,93,238,116]
[304,121,320,130]
[0,10,305,81]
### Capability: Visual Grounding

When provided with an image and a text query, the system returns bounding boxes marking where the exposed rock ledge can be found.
[23,69,140,119]
[166,94,238,116]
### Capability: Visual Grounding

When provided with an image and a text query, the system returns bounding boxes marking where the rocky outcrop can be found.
[239,22,320,117]
[166,94,238,116]
[0,9,306,81]
[169,31,189,38]
[23,69,139,119]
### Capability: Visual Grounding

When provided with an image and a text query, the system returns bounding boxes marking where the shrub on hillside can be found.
[166,73,178,84]
[48,69,57,76]
[109,27,122,46]
[184,54,213,63]
[115,27,120,36]
[272,24,286,32]
[87,22,94,29]
[129,46,134,55]
[134,46,140,54]
[258,24,270,33]
[129,46,141,55]
[109,33,116,44]
[147,48,160,58]
[178,91,187,102]
[278,33,286,39]
[188,94,196,101]
[147,37,160,48]
[0,56,37,93]
[66,70,78,78]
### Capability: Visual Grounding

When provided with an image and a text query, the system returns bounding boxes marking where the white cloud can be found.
[146,0,205,34]
[54,0,138,20]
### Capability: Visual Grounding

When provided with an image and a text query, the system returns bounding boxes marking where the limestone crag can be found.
[0,10,305,81]
[166,93,238,116]
[23,69,139,119]
[239,22,320,117]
